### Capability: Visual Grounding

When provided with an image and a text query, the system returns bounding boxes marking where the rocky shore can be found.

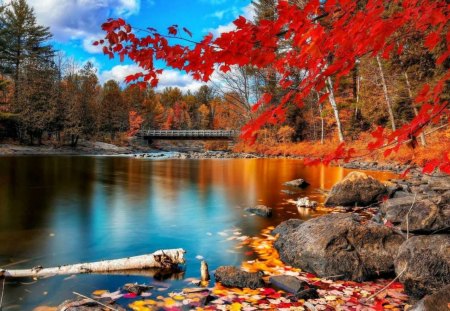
[212,170,449,310]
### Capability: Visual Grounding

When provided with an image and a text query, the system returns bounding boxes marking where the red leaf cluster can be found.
[98,0,450,172]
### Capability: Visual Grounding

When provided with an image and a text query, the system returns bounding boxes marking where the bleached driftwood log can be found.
[0,248,185,278]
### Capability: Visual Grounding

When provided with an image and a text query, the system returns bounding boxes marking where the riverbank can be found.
[0,141,145,156]
[0,141,420,176]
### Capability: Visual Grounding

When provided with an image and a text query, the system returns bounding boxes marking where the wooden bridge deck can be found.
[139,130,239,140]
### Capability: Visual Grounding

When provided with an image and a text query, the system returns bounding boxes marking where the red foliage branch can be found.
[98,0,450,173]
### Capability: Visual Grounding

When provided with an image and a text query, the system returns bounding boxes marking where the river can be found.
[0,156,395,309]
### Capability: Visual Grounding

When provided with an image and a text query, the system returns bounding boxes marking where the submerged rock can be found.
[274,213,404,281]
[324,172,387,207]
[394,234,450,299]
[122,283,153,295]
[283,178,310,188]
[244,205,273,217]
[57,298,126,311]
[214,266,265,289]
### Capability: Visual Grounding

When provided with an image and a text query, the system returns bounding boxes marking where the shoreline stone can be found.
[214,266,265,289]
[324,171,387,207]
[394,234,450,299]
[274,213,405,282]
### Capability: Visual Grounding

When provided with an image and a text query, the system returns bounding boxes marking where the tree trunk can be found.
[316,92,325,144]
[404,71,426,146]
[326,77,345,142]
[376,55,396,131]
[0,249,185,278]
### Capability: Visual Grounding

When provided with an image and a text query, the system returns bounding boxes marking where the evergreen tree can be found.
[0,0,53,100]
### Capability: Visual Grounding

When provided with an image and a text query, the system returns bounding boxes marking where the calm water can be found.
[0,156,395,310]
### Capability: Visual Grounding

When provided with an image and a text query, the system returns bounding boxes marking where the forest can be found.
[0,0,449,168]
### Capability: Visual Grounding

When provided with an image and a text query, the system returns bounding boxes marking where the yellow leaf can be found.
[92,290,108,296]
[230,302,242,311]
[325,295,337,301]
[173,295,184,301]
[164,298,176,307]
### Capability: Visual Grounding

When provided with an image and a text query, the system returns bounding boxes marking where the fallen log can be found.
[0,248,185,278]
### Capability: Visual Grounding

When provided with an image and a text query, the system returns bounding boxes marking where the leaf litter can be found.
[36,226,411,311]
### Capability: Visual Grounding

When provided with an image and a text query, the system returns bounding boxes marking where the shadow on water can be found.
[0,156,396,309]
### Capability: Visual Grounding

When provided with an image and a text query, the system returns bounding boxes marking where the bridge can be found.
[138,130,239,142]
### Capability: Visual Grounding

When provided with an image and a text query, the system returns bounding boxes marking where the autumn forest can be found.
[0,0,447,169]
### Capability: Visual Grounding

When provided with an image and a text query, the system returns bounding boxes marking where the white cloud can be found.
[99,66,204,92]
[156,70,204,93]
[206,4,255,37]
[26,0,146,52]
[99,64,141,84]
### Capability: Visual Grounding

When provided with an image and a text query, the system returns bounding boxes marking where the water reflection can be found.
[0,156,395,309]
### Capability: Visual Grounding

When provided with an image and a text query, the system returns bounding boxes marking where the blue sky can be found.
[27,0,253,91]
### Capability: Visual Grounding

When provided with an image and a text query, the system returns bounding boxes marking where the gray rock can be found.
[426,175,450,192]
[123,283,153,294]
[381,196,450,233]
[274,213,404,281]
[393,191,411,198]
[409,284,450,311]
[324,172,387,207]
[214,266,265,289]
[57,299,126,311]
[283,178,310,188]
[272,219,304,236]
[245,205,273,217]
[269,275,308,294]
[395,235,450,299]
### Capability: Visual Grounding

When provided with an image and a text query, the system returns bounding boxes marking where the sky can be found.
[26,0,254,92]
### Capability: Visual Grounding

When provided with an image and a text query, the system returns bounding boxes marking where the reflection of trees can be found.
[0,156,96,231]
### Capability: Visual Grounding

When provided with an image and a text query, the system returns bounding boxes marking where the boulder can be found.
[381,196,450,233]
[283,178,310,188]
[424,175,450,192]
[214,266,265,289]
[272,219,303,236]
[409,284,450,311]
[394,235,450,299]
[244,205,273,217]
[324,172,387,207]
[274,213,404,281]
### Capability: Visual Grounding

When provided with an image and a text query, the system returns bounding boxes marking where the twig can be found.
[72,292,119,311]
[363,193,416,304]
[0,277,5,310]
[406,193,417,240]
[363,266,407,303]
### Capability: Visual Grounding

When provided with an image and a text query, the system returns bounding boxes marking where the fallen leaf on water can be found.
[92,289,108,296]
[123,293,138,299]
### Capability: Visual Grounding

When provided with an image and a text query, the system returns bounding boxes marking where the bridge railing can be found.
[141,130,239,137]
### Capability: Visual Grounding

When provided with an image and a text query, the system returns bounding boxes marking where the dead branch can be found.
[0,249,185,278]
